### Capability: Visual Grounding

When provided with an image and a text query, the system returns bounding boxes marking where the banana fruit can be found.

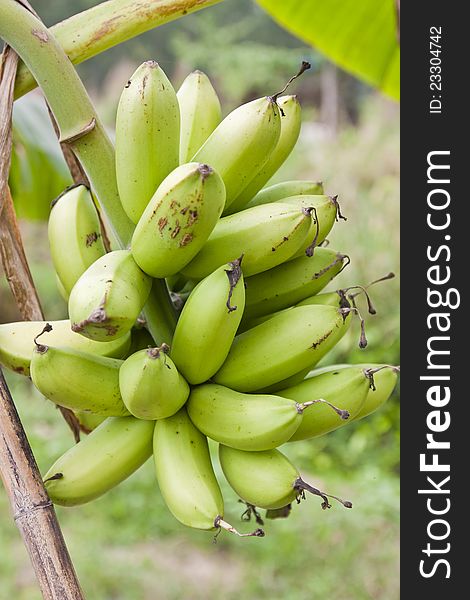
[131,163,226,278]
[191,96,281,211]
[30,338,128,416]
[0,319,130,377]
[170,258,245,384]
[214,305,352,392]
[115,61,180,223]
[243,247,347,321]
[48,184,106,295]
[187,383,322,451]
[245,180,324,209]
[177,70,221,164]
[119,345,189,419]
[354,365,399,420]
[227,95,301,213]
[154,408,263,537]
[277,366,373,440]
[44,416,154,505]
[181,202,313,280]
[279,195,341,257]
[303,363,399,421]
[69,250,152,341]
[219,445,352,511]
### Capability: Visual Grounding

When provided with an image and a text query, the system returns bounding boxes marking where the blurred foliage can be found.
[256,0,400,100]
[10,94,71,220]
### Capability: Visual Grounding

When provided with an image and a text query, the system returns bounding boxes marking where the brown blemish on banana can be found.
[85,232,100,247]
[179,233,193,247]
[31,29,49,44]
[225,255,244,312]
[310,328,333,350]
[170,221,181,239]
[158,217,168,232]
[187,210,198,226]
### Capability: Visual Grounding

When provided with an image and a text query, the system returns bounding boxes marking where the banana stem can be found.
[296,398,350,420]
[294,477,353,510]
[13,0,224,99]
[214,516,265,538]
[0,0,132,247]
[0,0,177,343]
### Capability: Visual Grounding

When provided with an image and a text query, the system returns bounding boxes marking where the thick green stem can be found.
[14,0,224,99]
[0,0,176,343]
[0,0,132,246]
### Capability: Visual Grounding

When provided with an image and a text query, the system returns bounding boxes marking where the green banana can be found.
[243,247,347,321]
[30,335,128,416]
[187,383,330,451]
[277,366,373,441]
[227,95,301,213]
[154,408,264,537]
[119,345,189,420]
[303,364,399,421]
[219,445,352,511]
[214,305,352,392]
[44,416,154,506]
[181,202,314,280]
[115,61,180,223]
[297,290,347,308]
[48,184,106,295]
[278,195,342,257]
[245,180,324,209]
[170,258,245,384]
[131,163,226,278]
[177,70,221,164]
[0,319,130,377]
[191,96,281,211]
[55,274,70,302]
[74,410,107,434]
[69,250,152,341]
[354,365,399,420]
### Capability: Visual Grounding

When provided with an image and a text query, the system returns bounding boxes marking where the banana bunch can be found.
[0,62,399,540]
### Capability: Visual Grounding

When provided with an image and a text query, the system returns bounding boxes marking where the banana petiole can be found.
[295,398,350,420]
[363,365,401,391]
[294,478,353,510]
[213,516,265,538]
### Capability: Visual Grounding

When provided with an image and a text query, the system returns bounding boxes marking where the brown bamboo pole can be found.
[0,369,84,599]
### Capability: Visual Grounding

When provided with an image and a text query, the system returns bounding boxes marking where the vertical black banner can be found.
[401,2,464,594]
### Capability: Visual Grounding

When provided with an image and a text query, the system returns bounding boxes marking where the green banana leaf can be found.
[255,0,400,100]
[10,94,71,220]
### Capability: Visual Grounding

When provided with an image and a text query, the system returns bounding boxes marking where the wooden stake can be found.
[0,369,84,599]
